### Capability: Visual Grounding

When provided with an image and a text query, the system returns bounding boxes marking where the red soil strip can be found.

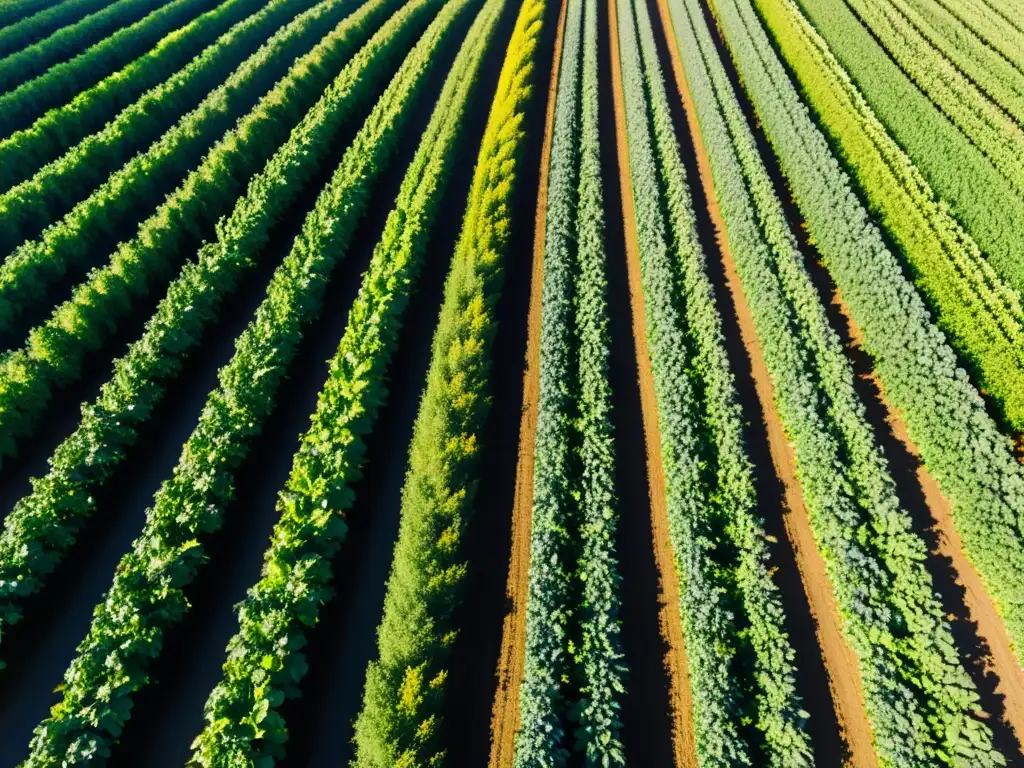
[607,2,699,765]
[650,0,878,764]
[487,0,569,761]
[830,289,1024,754]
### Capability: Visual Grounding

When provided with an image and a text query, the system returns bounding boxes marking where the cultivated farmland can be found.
[1,0,1024,763]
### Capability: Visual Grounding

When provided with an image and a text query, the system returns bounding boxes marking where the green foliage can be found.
[792,0,1024,322]
[0,0,114,60]
[515,0,585,762]
[0,0,55,28]
[351,0,545,761]
[618,0,811,763]
[0,0,281,198]
[0,0,415,663]
[888,0,1024,127]
[570,0,623,761]
[0,0,220,129]
[188,4,503,762]
[711,0,1024,717]
[839,0,1024,198]
[755,0,1024,451]
[514,0,625,762]
[20,1,463,762]
[669,0,1018,762]
[928,0,1024,75]
[0,0,377,462]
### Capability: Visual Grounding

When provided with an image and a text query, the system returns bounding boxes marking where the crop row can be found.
[19,0,466,762]
[0,0,113,60]
[0,0,162,91]
[0,0,376,461]
[515,0,586,758]
[0,0,55,28]
[751,0,1024,672]
[0,0,295,250]
[0,0,274,194]
[793,0,1024,316]
[566,0,623,759]
[619,0,812,763]
[669,0,1005,763]
[0,0,221,131]
[894,0,1024,128]
[931,0,1024,74]
[189,2,506,761]
[754,0,1024,433]
[840,0,1024,198]
[515,0,625,761]
[0,0,412,658]
[350,0,546,760]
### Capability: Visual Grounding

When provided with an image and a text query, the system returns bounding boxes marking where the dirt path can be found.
[823,283,1024,760]
[607,2,699,765]
[486,0,568,761]
[650,0,878,764]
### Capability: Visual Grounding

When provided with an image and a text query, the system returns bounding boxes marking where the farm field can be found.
[1,0,1024,763]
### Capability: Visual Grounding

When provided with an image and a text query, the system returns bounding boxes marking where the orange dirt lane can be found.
[650,0,878,764]
[607,0,699,765]
[831,287,1024,757]
[487,0,569,761]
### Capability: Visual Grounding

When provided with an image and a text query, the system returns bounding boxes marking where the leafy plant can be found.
[21,0,466,761]
[351,0,546,760]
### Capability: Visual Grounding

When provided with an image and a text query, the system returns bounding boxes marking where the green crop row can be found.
[0,0,411,657]
[680,0,1024,761]
[931,0,1024,75]
[188,2,503,761]
[569,0,623,759]
[19,0,462,762]
[0,0,219,129]
[0,0,56,28]
[792,0,1024,300]
[515,0,585,753]
[0,0,292,248]
[894,0,1024,127]
[515,0,625,761]
[751,0,1024,674]
[0,0,275,195]
[350,0,545,761]
[0,0,113,60]
[620,0,812,763]
[0,0,373,462]
[840,0,1024,198]
[754,0,1024,430]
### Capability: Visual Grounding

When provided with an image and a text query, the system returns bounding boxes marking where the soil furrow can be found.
[486,0,567,760]
[807,257,1024,762]
[606,0,698,763]
[650,0,878,763]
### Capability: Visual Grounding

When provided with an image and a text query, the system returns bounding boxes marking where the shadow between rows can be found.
[0,24,419,766]
[695,0,1023,760]
[597,0,678,761]
[647,0,848,761]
